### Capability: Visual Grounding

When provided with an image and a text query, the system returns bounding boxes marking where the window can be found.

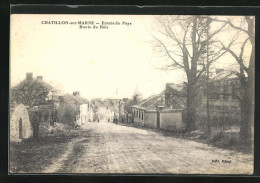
[141,112,143,120]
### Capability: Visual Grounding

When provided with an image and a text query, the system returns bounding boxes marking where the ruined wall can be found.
[10,104,33,142]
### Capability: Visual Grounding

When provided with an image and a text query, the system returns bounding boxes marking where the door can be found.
[157,111,160,129]
[19,118,22,139]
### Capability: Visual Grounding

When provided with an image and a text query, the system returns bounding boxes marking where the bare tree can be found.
[152,15,227,131]
[213,16,255,144]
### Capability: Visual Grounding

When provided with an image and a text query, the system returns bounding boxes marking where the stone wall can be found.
[144,111,157,129]
[160,109,185,132]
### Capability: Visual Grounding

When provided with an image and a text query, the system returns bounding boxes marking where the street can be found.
[43,121,253,174]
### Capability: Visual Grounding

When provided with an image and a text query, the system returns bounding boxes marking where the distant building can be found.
[164,71,242,129]
[76,103,94,125]
[106,109,114,122]
[93,98,125,122]
[93,100,108,121]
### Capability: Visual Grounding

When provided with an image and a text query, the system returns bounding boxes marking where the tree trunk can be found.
[186,82,197,131]
[29,111,40,140]
[240,28,254,148]
[240,53,254,148]
[240,86,252,145]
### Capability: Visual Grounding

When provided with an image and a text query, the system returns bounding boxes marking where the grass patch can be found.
[9,127,84,173]
[57,141,87,173]
[140,126,252,154]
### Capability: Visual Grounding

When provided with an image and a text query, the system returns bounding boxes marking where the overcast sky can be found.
[10,15,249,100]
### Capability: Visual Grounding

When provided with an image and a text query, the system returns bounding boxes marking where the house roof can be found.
[164,83,186,97]
[94,101,107,108]
[132,94,165,111]
[209,69,240,83]
[13,77,52,91]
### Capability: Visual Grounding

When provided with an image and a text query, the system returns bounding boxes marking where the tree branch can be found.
[210,17,248,34]
[152,35,185,69]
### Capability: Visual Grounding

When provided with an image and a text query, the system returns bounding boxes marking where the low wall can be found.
[195,108,241,130]
[144,111,157,129]
[160,109,185,132]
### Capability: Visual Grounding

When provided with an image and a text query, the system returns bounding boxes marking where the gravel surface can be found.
[46,121,253,174]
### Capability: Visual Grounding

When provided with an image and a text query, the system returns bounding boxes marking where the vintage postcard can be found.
[9,14,254,174]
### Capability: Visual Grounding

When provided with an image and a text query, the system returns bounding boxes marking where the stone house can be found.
[132,93,185,132]
[195,74,242,128]
[165,72,242,129]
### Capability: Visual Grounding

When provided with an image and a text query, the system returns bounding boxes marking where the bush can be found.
[210,132,240,148]
[57,104,76,125]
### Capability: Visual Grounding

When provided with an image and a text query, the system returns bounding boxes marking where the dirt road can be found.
[44,121,253,174]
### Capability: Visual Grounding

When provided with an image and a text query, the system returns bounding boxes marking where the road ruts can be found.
[56,121,253,174]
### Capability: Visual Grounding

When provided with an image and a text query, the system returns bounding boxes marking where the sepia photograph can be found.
[9,14,254,174]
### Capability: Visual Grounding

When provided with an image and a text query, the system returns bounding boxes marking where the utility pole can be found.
[206,16,211,135]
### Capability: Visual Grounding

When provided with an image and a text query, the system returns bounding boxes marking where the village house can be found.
[106,109,114,122]
[92,100,108,121]
[163,69,242,130]
[92,98,125,122]
[195,71,242,128]
[102,99,118,121]
[76,103,94,125]
[132,90,185,132]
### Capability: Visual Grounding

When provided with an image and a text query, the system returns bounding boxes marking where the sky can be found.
[10,15,250,100]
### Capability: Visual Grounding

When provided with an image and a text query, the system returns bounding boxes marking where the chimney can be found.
[26,73,33,80]
[37,76,43,80]
[73,91,80,97]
